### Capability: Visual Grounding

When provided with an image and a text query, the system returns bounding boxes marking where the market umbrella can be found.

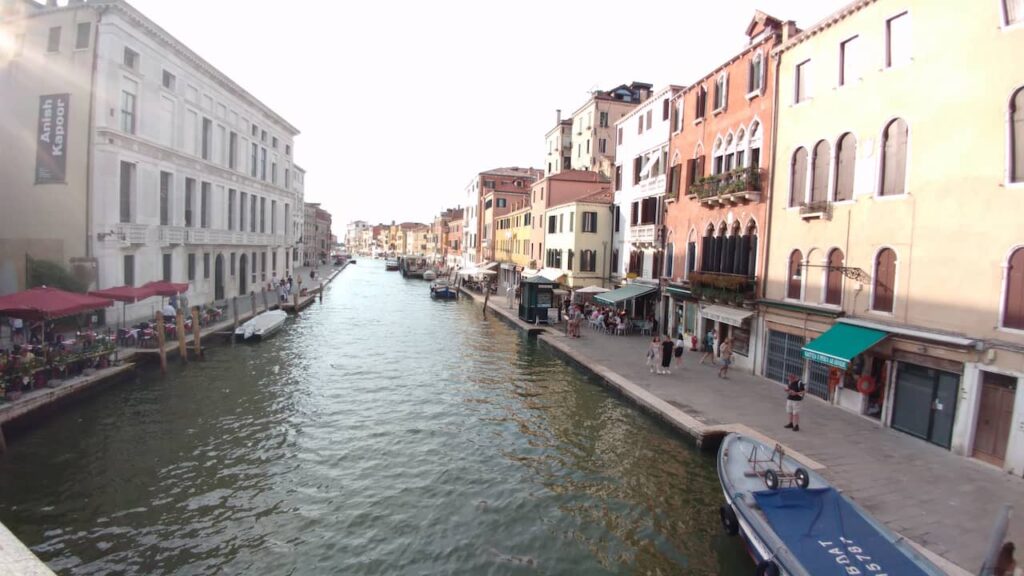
[0,286,114,342]
[140,281,189,297]
[89,285,158,329]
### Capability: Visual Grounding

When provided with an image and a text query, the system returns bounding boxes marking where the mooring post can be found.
[250,292,257,320]
[154,311,167,374]
[261,289,269,312]
[231,296,239,346]
[319,282,323,303]
[176,308,187,363]
[191,306,201,359]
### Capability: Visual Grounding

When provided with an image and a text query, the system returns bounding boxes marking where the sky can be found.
[129,0,851,230]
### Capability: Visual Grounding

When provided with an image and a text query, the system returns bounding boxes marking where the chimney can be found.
[782,21,800,42]
[555,109,561,124]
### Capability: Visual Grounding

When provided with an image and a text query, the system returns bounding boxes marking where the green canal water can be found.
[0,261,752,575]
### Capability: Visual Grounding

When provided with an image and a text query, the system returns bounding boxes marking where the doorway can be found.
[891,363,960,449]
[214,254,224,301]
[973,372,1017,466]
[239,254,248,294]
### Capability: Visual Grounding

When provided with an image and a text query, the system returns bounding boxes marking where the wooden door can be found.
[973,372,1017,466]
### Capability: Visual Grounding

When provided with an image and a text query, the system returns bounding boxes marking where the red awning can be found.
[0,286,114,321]
[89,285,157,303]
[141,281,189,297]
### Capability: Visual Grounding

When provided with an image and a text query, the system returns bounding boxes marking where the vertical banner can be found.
[35,93,70,184]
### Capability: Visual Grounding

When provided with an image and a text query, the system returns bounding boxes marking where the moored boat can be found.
[717,433,944,576]
[234,309,288,342]
[430,280,458,300]
[385,258,400,271]
[423,270,437,281]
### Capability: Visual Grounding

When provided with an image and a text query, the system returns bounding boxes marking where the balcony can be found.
[630,224,657,244]
[114,223,151,245]
[689,167,763,206]
[799,200,832,220]
[687,271,758,305]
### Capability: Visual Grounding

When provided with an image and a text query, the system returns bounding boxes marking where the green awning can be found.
[593,283,658,305]
[802,323,889,369]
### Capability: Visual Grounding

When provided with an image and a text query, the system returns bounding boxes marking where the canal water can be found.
[0,261,752,575]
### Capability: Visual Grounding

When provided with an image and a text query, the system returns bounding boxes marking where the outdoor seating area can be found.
[581,305,656,336]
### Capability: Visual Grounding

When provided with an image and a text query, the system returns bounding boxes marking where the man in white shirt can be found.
[162,303,176,322]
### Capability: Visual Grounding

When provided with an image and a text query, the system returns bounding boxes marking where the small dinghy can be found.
[717,433,943,576]
[430,280,458,300]
[234,310,288,342]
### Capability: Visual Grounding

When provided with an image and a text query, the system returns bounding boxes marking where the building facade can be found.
[496,200,531,289]
[544,111,572,176]
[762,0,1024,475]
[569,82,652,179]
[345,220,370,255]
[543,190,614,289]
[302,203,331,265]
[0,0,304,320]
[528,170,612,284]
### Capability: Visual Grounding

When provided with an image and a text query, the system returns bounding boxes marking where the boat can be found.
[385,258,400,271]
[234,309,288,342]
[430,280,458,300]
[717,433,944,576]
[423,270,437,281]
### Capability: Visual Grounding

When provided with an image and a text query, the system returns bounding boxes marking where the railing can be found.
[630,224,656,243]
[115,223,151,245]
[799,200,832,220]
[689,166,763,201]
[687,271,758,304]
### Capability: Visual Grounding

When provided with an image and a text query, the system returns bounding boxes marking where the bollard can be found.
[154,310,167,374]
[231,296,239,346]
[319,282,323,303]
[192,306,201,359]
[176,308,187,363]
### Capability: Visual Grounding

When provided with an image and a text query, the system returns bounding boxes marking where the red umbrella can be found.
[89,285,158,303]
[0,286,114,321]
[140,281,189,297]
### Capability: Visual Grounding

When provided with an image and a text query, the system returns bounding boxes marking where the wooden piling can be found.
[191,306,201,359]
[154,310,167,374]
[231,297,239,346]
[176,308,187,363]
[319,282,323,303]
[0,425,7,454]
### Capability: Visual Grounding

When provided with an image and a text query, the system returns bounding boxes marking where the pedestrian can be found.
[784,373,806,432]
[995,541,1017,576]
[646,336,660,374]
[700,328,717,365]
[10,317,24,345]
[659,336,674,375]
[718,338,734,379]
[674,332,686,369]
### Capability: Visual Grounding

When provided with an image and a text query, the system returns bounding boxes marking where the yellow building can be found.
[542,190,614,288]
[762,0,1024,474]
[496,204,533,288]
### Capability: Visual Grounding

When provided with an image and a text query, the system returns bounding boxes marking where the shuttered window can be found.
[1007,0,1024,25]
[668,164,682,197]
[788,250,803,300]
[835,133,856,201]
[1004,248,1024,329]
[790,148,808,207]
[1012,88,1024,183]
[881,118,908,196]
[795,60,810,103]
[633,156,643,184]
[825,249,844,305]
[873,248,897,313]
[811,140,831,203]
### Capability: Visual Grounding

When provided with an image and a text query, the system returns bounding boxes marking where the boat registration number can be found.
[817,538,887,575]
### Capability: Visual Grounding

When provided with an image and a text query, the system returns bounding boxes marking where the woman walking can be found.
[659,336,674,375]
[700,328,717,365]
[718,338,734,379]
[646,336,660,373]
[674,332,686,369]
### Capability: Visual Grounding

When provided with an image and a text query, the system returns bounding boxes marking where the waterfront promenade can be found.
[466,288,1024,575]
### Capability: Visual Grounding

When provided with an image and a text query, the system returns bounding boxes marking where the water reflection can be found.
[0,261,751,575]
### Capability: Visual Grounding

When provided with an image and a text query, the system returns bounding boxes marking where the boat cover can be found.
[753,488,931,576]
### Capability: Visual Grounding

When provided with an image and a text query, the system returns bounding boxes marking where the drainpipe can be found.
[606,204,615,288]
[762,48,783,301]
[84,5,105,265]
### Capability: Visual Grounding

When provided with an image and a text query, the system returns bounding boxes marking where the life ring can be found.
[856,375,877,395]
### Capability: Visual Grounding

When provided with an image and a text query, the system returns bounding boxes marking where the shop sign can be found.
[36,93,70,184]
[803,349,849,369]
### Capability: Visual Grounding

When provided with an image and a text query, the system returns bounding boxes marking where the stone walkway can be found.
[467,290,1022,574]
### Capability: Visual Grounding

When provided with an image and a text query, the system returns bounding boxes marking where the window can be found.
[662,98,670,121]
[250,143,258,177]
[239,192,247,231]
[1012,88,1024,183]
[617,127,623,145]
[646,109,653,130]
[162,70,176,90]
[260,197,266,233]
[633,156,642,185]
[672,100,682,132]
[163,254,172,281]
[886,12,911,68]
[880,118,908,196]
[749,52,764,93]
[260,148,267,180]
[184,178,195,227]
[47,27,61,53]
[599,138,607,154]
[285,168,290,188]
[1004,248,1024,329]
[825,249,844,306]
[789,148,808,207]
[120,87,136,134]
[228,189,236,230]
[272,136,278,149]
[285,144,291,156]
[559,213,564,233]
[188,253,196,281]
[614,165,622,191]
[873,248,897,312]
[795,60,811,103]
[229,253,235,276]
[599,111,609,127]
[118,254,134,286]
[811,140,830,203]
[496,198,507,208]
[567,249,574,271]
[713,73,728,111]
[839,36,859,86]
[787,250,803,300]
[272,162,278,184]
[612,249,619,273]
[200,182,210,228]
[271,200,277,233]
[695,86,707,120]
[201,118,212,160]
[203,253,210,279]
[637,116,644,135]
[229,132,238,169]
[119,161,134,223]
[159,172,171,226]
[75,22,91,49]
[835,133,856,201]
[123,47,138,70]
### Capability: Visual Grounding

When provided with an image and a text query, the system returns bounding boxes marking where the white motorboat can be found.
[235,309,288,342]
[423,270,437,281]
[385,258,400,271]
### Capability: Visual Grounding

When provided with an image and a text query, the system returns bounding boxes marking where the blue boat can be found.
[430,280,458,300]
[717,433,945,576]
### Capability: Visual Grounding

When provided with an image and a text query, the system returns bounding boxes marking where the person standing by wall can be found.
[784,374,805,432]
[700,328,716,365]
[718,338,734,379]
[659,336,674,375]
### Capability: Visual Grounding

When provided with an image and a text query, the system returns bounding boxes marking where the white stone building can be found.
[462,178,479,267]
[0,0,304,322]
[611,85,683,284]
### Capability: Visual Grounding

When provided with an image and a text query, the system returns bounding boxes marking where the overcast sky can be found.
[130,0,849,229]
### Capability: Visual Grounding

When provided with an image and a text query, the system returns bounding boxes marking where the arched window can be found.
[880,118,908,196]
[736,128,747,168]
[1012,88,1024,183]
[713,137,725,175]
[724,221,741,274]
[1004,248,1024,329]
[749,52,764,93]
[686,229,697,278]
[787,250,803,300]
[873,248,897,312]
[701,224,715,271]
[825,249,844,305]
[716,222,729,273]
[665,242,675,278]
[744,220,758,278]
[749,120,763,169]
[790,147,808,207]
[835,133,856,201]
[811,140,831,203]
